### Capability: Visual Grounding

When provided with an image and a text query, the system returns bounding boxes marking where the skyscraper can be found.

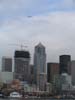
[14,50,30,82]
[2,57,12,72]
[59,55,71,74]
[70,61,75,85]
[47,63,59,83]
[34,43,46,87]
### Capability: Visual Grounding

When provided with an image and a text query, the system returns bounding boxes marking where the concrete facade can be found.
[61,73,72,91]
[39,73,47,91]
[46,82,52,94]
[2,57,12,72]
[0,72,13,83]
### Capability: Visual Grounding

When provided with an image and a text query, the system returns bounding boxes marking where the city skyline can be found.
[0,0,75,64]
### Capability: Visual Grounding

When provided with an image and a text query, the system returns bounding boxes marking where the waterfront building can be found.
[52,74,61,94]
[0,72,13,83]
[61,73,72,91]
[39,73,47,91]
[2,56,12,72]
[46,82,52,94]
[14,50,30,82]
[47,63,59,83]
[34,43,46,87]
[10,79,22,90]
[59,55,71,74]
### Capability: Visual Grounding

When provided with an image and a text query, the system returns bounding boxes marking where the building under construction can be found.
[14,50,30,83]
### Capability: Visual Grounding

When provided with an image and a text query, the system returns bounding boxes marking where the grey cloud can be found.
[0,12,75,63]
[63,0,75,7]
[55,0,75,9]
[0,0,75,19]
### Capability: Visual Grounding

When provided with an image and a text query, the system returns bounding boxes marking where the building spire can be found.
[36,42,45,48]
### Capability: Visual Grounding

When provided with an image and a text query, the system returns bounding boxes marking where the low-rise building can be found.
[39,73,47,91]
[10,79,21,90]
[46,82,52,94]
[2,56,12,72]
[61,73,72,91]
[0,72,13,83]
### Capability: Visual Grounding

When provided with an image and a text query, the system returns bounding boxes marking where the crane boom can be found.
[9,44,28,50]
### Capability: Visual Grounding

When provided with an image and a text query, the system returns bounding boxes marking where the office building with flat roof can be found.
[2,57,12,72]
[14,50,30,82]
[59,55,71,74]
[47,63,59,83]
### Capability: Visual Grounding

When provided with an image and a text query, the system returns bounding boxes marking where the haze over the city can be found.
[0,0,75,64]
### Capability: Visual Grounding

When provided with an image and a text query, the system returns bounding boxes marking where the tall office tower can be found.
[71,61,75,85]
[34,43,46,87]
[47,63,59,83]
[14,50,30,82]
[59,55,71,74]
[2,57,12,72]
[68,62,71,75]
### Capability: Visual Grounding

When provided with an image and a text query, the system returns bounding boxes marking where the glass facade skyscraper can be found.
[34,43,46,86]
[59,55,71,74]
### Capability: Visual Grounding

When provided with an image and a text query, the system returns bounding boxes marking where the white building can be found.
[61,73,72,91]
[34,43,46,87]
[0,72,13,83]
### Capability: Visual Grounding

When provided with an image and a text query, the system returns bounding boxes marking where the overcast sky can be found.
[0,0,75,66]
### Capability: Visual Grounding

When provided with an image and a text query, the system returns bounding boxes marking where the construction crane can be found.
[9,44,28,51]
